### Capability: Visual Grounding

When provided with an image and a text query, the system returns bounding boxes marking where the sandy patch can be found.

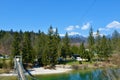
[0,67,72,76]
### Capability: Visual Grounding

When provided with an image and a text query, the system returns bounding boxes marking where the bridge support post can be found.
[14,56,22,73]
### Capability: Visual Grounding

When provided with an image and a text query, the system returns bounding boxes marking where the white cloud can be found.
[93,32,97,37]
[65,25,80,31]
[93,32,104,37]
[68,32,81,36]
[65,26,74,31]
[98,28,109,31]
[99,21,120,32]
[81,23,90,30]
[59,34,65,37]
[75,25,80,28]
[99,28,105,31]
[53,28,56,32]
[59,32,81,37]
[106,21,120,29]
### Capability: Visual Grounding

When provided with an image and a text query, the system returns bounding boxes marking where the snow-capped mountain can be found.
[68,34,87,43]
[60,34,87,43]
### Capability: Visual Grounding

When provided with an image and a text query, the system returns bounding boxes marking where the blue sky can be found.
[0,0,120,36]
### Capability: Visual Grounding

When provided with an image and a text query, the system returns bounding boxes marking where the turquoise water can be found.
[35,68,120,80]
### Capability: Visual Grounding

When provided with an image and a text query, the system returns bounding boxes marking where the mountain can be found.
[106,34,112,39]
[60,34,87,43]
[68,34,87,43]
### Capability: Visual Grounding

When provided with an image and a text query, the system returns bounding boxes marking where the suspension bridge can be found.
[14,56,38,80]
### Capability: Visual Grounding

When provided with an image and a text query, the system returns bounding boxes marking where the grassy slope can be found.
[0,76,17,80]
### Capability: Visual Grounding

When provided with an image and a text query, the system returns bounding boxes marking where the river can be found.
[35,68,120,80]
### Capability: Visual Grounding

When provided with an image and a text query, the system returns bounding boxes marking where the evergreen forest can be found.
[0,26,120,69]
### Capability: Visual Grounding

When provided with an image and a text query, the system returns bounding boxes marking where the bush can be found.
[2,59,7,69]
[0,59,3,68]
[0,63,3,68]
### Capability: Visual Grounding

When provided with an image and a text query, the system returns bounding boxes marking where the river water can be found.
[35,68,120,80]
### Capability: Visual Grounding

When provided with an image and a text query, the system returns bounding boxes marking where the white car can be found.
[76,57,82,61]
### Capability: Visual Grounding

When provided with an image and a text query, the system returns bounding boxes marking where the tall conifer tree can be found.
[61,32,71,59]
[22,32,34,63]
[12,32,20,57]
[87,27,94,62]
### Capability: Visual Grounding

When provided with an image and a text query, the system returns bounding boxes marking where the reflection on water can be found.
[99,69,120,80]
[37,68,120,80]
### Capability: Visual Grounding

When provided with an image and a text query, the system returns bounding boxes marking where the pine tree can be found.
[0,30,6,40]
[95,30,101,59]
[19,30,23,53]
[87,27,94,62]
[46,26,60,66]
[78,42,85,58]
[71,45,79,54]
[88,27,94,48]
[22,32,34,63]
[112,30,120,51]
[99,35,112,60]
[52,28,60,65]
[42,44,50,66]
[47,26,54,66]
[61,32,71,59]
[12,32,20,57]
[36,32,47,65]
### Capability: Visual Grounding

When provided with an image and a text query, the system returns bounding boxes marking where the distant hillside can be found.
[68,34,87,43]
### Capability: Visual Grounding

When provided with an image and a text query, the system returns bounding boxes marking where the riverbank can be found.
[71,61,118,70]
[0,66,72,76]
[0,60,119,76]
[29,67,72,75]
[1,67,120,80]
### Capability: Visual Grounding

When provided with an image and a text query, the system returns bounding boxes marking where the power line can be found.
[80,0,97,22]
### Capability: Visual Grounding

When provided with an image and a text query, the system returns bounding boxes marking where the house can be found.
[72,54,88,62]
[72,54,80,59]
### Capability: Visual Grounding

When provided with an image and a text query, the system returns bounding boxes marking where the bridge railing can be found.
[14,56,39,80]
[14,56,27,80]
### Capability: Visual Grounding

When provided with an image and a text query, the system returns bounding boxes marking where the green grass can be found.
[0,75,37,80]
[66,60,79,65]
[0,69,5,74]
[0,59,12,74]
[0,58,11,62]
[0,76,17,80]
